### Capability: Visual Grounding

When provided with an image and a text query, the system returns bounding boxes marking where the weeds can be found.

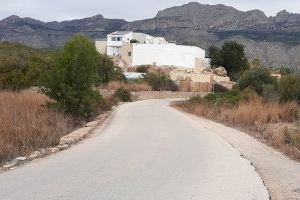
[174,91,300,159]
[0,91,75,163]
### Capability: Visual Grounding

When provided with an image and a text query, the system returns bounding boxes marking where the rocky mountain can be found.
[0,2,299,69]
[0,15,127,48]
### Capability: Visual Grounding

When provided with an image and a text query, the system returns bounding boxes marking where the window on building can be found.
[111,37,117,41]
[128,52,132,57]
[117,37,122,41]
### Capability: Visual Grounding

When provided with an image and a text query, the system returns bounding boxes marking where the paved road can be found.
[0,100,269,200]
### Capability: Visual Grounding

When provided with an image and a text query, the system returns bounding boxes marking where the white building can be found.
[106,31,132,56]
[95,31,207,69]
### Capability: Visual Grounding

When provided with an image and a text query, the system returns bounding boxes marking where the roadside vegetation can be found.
[0,42,52,90]
[0,91,75,163]
[0,35,125,163]
[103,81,152,92]
[175,43,300,160]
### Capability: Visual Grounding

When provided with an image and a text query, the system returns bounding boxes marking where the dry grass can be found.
[103,81,152,92]
[174,98,300,159]
[0,91,74,163]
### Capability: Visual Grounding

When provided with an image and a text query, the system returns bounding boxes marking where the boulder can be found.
[213,67,227,77]
[28,151,41,160]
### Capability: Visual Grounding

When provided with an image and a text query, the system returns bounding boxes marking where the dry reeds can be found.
[104,81,152,92]
[0,91,74,163]
[174,98,300,159]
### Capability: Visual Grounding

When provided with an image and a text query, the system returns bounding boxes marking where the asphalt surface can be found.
[0,99,269,200]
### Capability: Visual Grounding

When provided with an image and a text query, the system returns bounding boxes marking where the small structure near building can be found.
[95,31,208,69]
[123,72,146,80]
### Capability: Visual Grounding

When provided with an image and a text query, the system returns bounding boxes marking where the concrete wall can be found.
[95,41,107,54]
[121,44,133,66]
[131,44,205,68]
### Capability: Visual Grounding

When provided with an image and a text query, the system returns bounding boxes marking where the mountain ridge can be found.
[0,2,299,69]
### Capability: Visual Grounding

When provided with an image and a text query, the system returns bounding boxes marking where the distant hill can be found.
[0,15,127,48]
[0,2,299,69]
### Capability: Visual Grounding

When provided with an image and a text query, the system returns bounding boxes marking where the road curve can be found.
[0,99,269,200]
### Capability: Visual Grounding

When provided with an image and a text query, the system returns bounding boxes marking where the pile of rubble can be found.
[170,66,234,92]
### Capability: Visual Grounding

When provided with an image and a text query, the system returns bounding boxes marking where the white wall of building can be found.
[107,32,133,56]
[131,44,205,68]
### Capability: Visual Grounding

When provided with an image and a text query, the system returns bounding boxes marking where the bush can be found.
[204,90,242,107]
[143,73,178,91]
[136,65,150,73]
[104,81,152,92]
[113,88,132,102]
[40,35,102,118]
[237,68,277,94]
[278,74,300,103]
[262,84,280,102]
[97,54,125,84]
[196,89,258,107]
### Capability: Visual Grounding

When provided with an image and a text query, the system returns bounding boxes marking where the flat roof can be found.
[109,31,132,35]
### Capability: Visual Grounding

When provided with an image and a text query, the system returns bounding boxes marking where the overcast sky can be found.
[0,0,299,22]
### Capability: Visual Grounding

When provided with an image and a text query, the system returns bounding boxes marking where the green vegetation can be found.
[0,42,52,90]
[209,41,250,81]
[40,35,103,118]
[143,73,178,91]
[113,88,132,102]
[136,65,150,73]
[190,89,257,107]
[97,54,125,84]
[237,68,277,94]
[278,74,300,103]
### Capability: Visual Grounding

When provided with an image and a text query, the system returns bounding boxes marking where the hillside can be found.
[0,2,299,69]
[0,42,52,89]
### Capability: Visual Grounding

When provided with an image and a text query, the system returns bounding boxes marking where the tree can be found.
[237,68,277,94]
[40,35,102,118]
[209,41,250,81]
[97,54,125,84]
[208,46,223,67]
[278,74,300,103]
[221,41,250,81]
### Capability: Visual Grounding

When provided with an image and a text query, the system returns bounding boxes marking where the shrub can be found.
[237,68,277,94]
[113,88,132,102]
[40,35,102,118]
[97,54,125,84]
[136,65,150,73]
[143,73,178,91]
[104,81,152,91]
[278,74,300,103]
[262,84,280,102]
[204,90,242,107]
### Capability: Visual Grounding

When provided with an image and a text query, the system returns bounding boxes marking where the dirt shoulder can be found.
[178,111,300,200]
